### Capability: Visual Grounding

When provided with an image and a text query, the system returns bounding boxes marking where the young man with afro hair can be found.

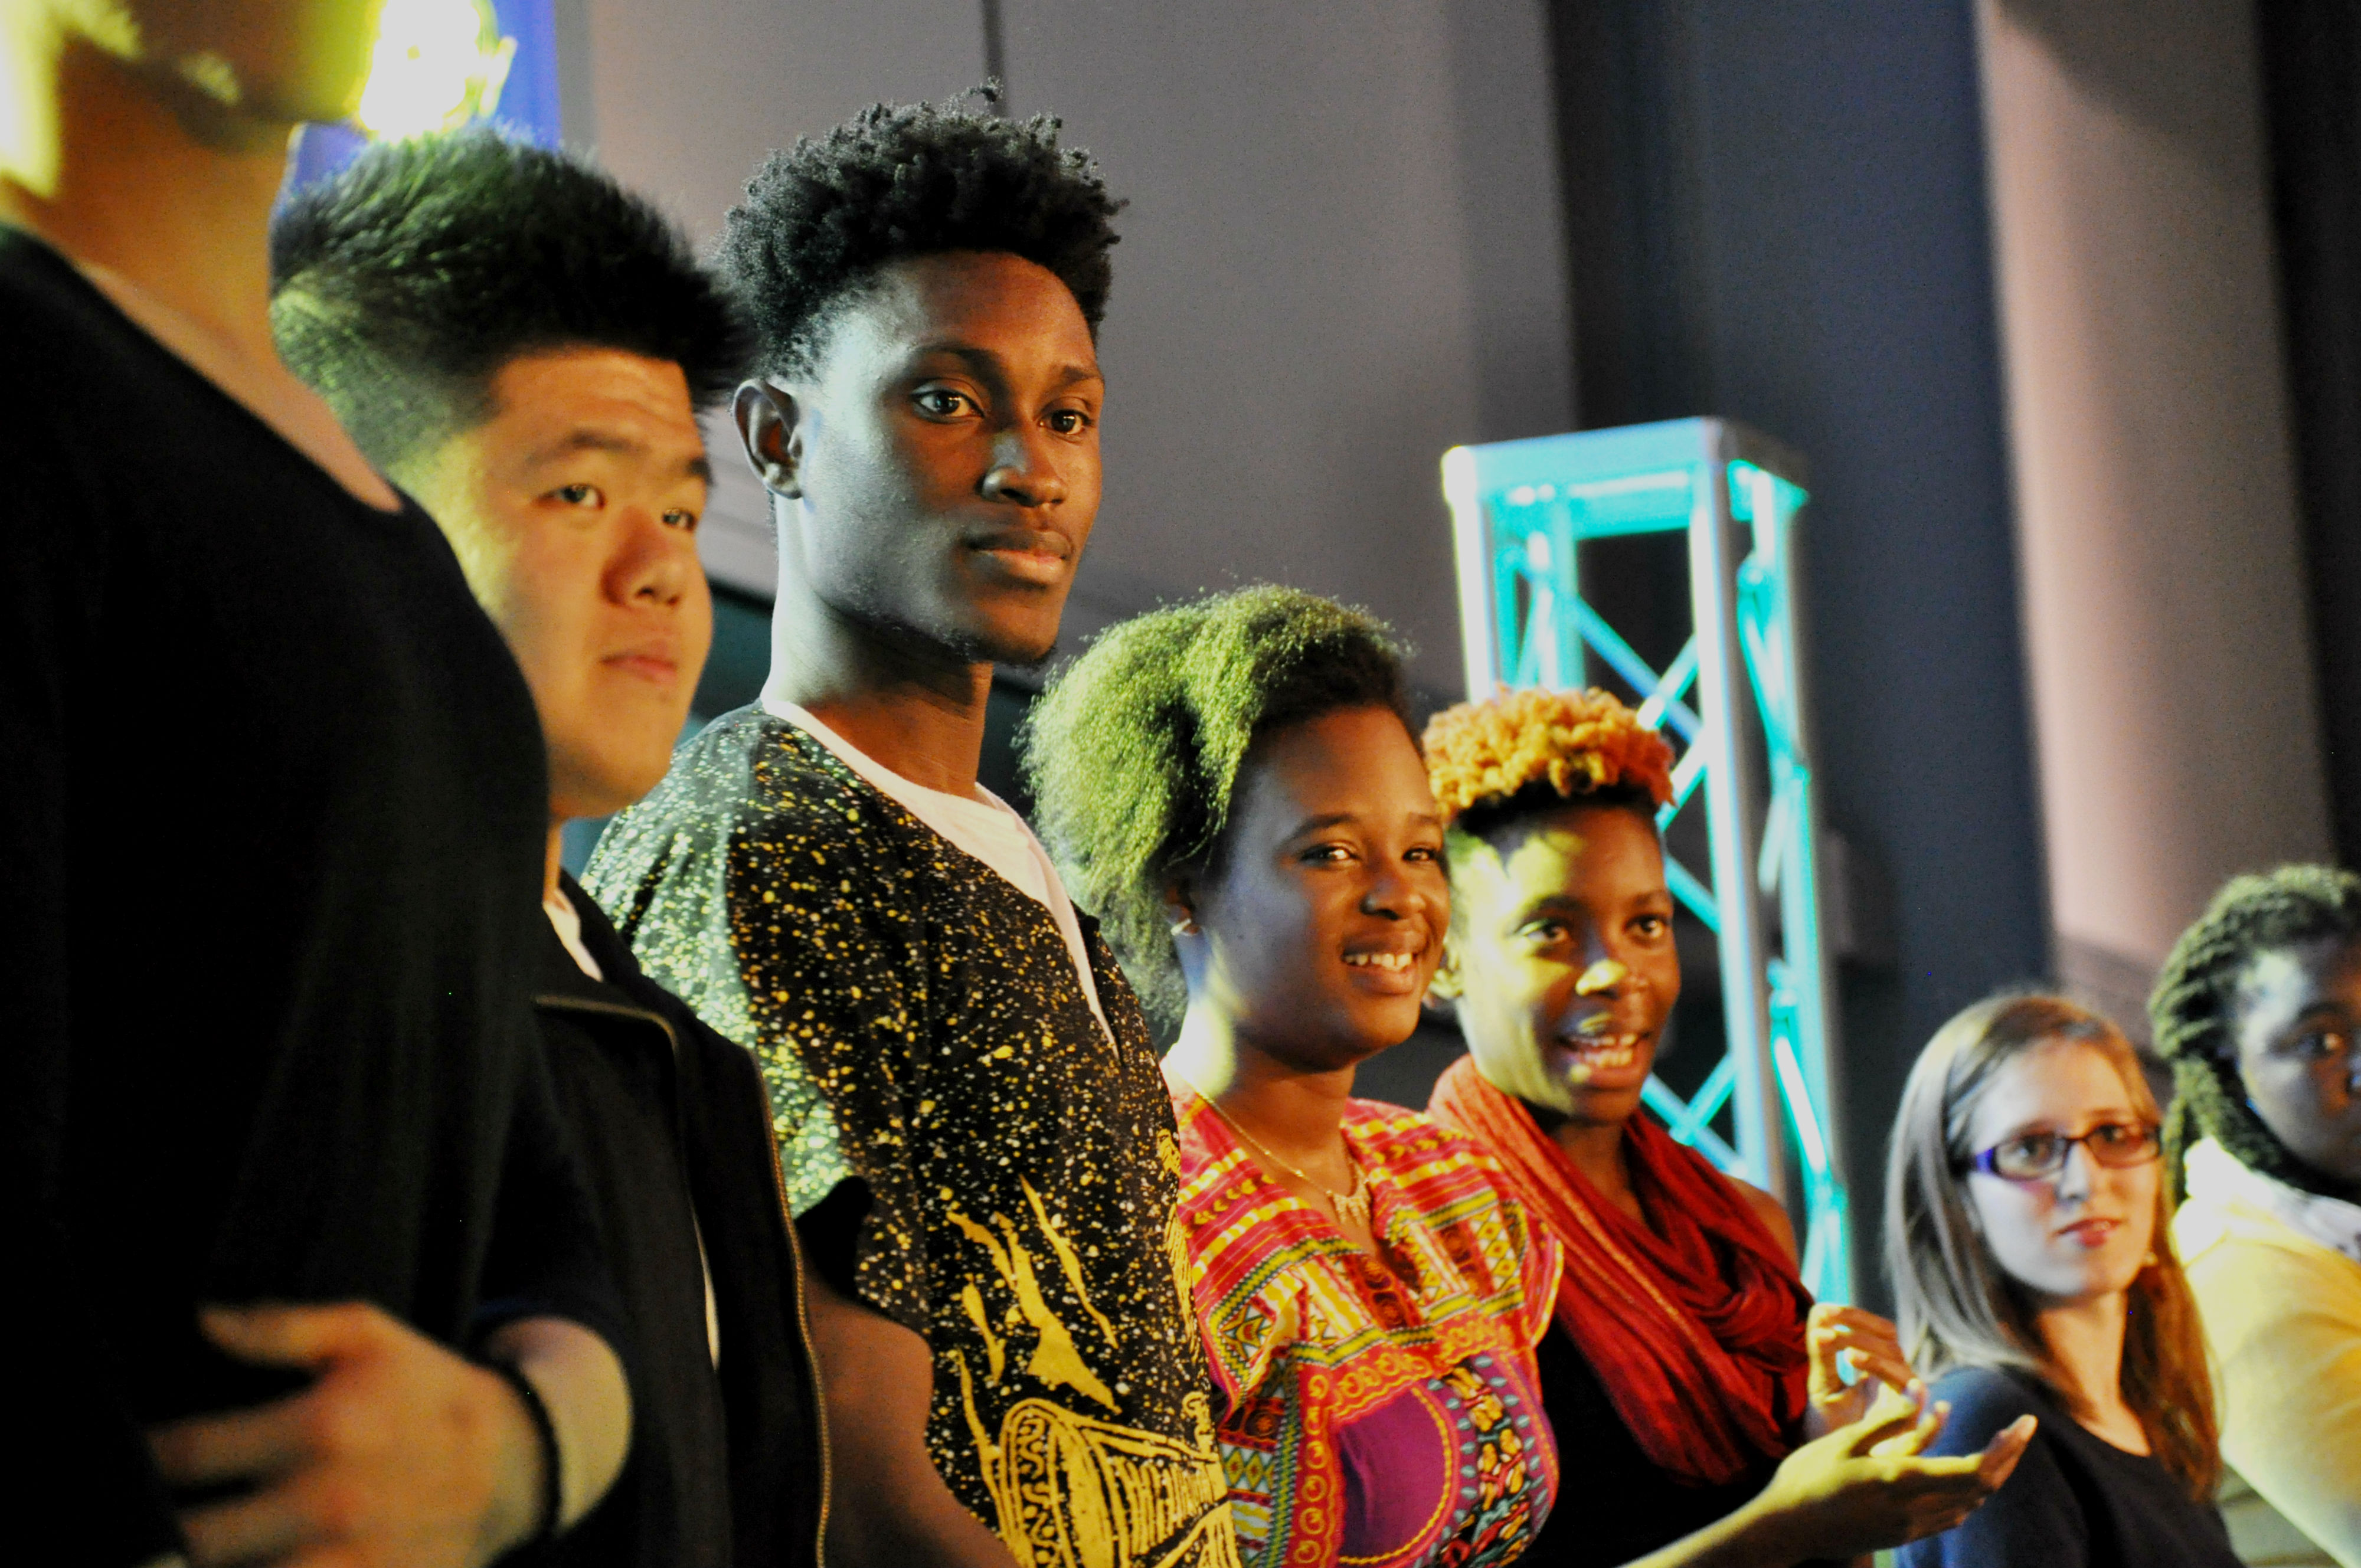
[274,129,824,1568]
[584,93,1239,1568]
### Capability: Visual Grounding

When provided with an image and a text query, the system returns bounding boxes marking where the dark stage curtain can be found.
[2258,0,2361,865]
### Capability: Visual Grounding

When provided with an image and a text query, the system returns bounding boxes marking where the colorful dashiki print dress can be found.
[1172,1085,1561,1568]
[585,711,1237,1568]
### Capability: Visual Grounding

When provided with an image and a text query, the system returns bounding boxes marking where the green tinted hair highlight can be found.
[1020,586,1409,1022]
[2150,864,2361,1200]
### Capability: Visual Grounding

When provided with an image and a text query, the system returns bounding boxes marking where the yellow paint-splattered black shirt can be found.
[583,710,1237,1568]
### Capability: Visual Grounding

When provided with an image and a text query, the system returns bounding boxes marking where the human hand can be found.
[1745,1382,2037,1562]
[146,1302,545,1568]
[1804,1303,1920,1435]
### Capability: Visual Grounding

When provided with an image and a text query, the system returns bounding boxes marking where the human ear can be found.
[1162,874,1202,938]
[736,380,805,499]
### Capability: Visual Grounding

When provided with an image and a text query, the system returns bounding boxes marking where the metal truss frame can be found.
[1442,417,1855,1302]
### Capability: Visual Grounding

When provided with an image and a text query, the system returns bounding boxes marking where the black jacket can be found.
[536,873,827,1568]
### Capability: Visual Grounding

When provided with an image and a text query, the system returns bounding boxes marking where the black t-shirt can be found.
[1901,1367,2242,1568]
[1531,1323,1790,1567]
[0,230,614,1564]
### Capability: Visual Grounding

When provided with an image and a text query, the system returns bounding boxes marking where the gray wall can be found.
[1979,0,2332,1012]
[1541,0,2053,1304]
[995,0,1572,696]
[574,0,1571,702]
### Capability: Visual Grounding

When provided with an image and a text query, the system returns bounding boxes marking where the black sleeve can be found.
[1899,1370,2087,1568]
[794,1177,874,1299]
[0,346,182,1565]
[471,1030,630,1360]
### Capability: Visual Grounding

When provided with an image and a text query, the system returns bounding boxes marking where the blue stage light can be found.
[1444,419,1857,1303]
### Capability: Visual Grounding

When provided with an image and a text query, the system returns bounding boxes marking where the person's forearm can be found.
[800,1263,1016,1568]
[1617,1492,1799,1568]
[827,1478,1019,1568]
[482,1315,632,1531]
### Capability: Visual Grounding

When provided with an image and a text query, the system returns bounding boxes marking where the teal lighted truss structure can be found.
[1442,417,1855,1302]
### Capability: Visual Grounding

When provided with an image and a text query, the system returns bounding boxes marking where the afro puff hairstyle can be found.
[1421,687,1674,844]
[2150,863,2361,1200]
[270,127,750,477]
[714,87,1123,378]
[1020,586,1409,1023]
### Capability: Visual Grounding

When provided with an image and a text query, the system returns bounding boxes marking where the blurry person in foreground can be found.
[1423,686,2032,1566]
[1886,993,2236,1568]
[274,127,825,1568]
[2153,866,2361,1567]
[0,4,628,1564]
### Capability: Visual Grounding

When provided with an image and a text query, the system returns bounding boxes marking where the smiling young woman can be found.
[1422,687,2032,1568]
[1023,587,1563,1568]
[1885,994,2236,1568]
[1424,690,1807,1537]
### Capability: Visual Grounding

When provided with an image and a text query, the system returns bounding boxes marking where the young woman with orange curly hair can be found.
[1423,688,2035,1567]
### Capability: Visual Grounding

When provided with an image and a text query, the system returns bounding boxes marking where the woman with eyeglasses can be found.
[1886,993,2239,1567]
[2153,868,2361,1568]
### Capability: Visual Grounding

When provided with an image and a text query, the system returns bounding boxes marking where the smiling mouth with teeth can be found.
[1343,951,1420,973]
[1561,1032,1644,1072]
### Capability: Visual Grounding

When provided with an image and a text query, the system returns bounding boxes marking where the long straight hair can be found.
[1883,993,2220,1498]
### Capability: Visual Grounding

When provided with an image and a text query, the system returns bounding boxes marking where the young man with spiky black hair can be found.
[584,94,1238,1568]
[274,128,823,1568]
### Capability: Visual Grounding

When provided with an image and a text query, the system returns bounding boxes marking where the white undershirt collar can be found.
[2186,1137,2361,1265]
[763,698,1111,1040]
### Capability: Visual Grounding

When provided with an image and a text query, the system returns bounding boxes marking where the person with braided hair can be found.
[1423,688,2031,1567]
[2154,866,2361,1566]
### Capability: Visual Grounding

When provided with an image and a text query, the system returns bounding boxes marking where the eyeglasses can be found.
[1967,1122,2162,1181]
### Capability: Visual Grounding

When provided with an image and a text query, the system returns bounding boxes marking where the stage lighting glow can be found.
[1443,418,1856,1302]
[355,0,515,140]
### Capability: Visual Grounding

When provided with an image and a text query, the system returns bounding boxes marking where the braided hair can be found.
[2149,865,2361,1200]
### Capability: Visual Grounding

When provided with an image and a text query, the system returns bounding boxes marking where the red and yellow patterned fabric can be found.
[1428,1055,1813,1489]
[1172,1082,1561,1568]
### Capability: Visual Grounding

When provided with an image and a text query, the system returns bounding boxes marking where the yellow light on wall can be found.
[354,0,515,139]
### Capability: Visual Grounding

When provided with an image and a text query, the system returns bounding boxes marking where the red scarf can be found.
[1429,1055,1812,1486]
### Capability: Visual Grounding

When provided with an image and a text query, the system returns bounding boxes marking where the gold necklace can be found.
[1180,1077,1373,1232]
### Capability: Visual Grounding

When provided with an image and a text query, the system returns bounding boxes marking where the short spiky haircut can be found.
[715,89,1122,378]
[1021,587,1410,1023]
[271,127,750,476]
[2150,864,2361,1201]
